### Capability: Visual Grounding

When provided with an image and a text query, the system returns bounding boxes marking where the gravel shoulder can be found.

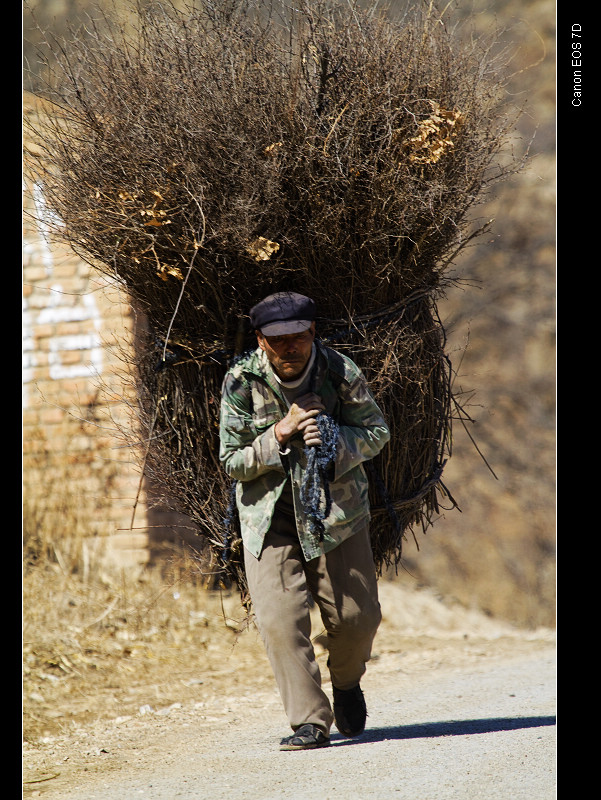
[23,583,556,800]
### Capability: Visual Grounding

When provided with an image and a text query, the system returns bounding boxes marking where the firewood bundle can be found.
[25,0,518,597]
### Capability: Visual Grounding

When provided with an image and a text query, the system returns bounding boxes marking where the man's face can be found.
[257,323,316,381]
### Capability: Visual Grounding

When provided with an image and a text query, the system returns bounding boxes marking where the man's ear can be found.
[256,330,266,351]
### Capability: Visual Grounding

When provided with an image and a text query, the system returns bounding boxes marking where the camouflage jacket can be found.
[219,340,390,561]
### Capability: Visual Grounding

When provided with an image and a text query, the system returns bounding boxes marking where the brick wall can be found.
[22,201,154,568]
[23,95,153,568]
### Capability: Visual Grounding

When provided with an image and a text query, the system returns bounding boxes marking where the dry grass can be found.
[23,449,251,743]
[22,429,248,743]
[22,551,258,743]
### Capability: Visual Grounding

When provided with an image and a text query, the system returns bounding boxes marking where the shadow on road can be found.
[331,716,556,745]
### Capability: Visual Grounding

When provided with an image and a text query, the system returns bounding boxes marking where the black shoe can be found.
[280,723,331,751]
[333,684,367,737]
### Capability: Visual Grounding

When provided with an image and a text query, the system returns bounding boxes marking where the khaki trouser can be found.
[243,511,382,736]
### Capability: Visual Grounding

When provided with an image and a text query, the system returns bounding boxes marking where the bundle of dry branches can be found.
[24,0,520,597]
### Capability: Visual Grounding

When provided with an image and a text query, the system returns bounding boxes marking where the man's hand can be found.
[298,418,322,448]
[274,393,325,447]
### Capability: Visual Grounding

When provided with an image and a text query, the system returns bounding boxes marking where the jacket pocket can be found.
[224,413,251,434]
[252,411,280,431]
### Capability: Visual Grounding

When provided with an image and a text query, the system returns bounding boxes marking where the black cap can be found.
[250,292,316,336]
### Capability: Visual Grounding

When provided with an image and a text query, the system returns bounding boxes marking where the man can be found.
[219,291,390,750]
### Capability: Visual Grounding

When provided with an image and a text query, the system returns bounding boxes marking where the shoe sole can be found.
[280,740,331,751]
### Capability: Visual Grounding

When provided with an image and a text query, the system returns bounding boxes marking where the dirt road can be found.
[23,583,556,800]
